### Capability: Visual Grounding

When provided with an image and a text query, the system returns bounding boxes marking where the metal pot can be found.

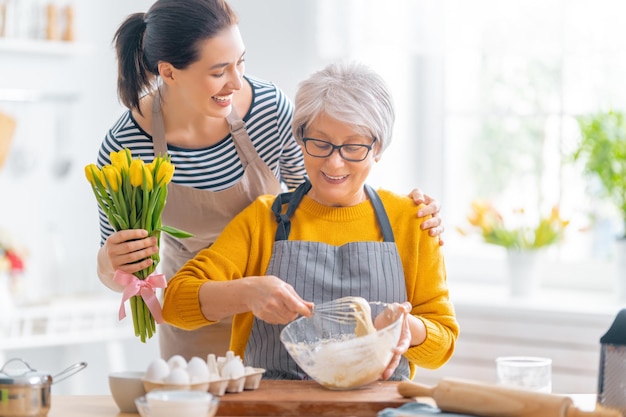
[0,358,87,417]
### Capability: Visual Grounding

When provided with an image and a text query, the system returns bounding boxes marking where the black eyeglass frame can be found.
[301,137,377,162]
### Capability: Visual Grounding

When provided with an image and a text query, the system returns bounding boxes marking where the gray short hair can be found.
[292,61,395,158]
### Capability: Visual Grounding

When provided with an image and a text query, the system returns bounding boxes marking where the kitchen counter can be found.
[49,396,123,417]
[47,380,599,417]
[48,380,413,417]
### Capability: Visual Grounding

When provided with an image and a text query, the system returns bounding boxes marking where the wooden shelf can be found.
[0,38,93,57]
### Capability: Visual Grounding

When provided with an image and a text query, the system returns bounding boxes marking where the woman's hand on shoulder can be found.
[408,188,444,246]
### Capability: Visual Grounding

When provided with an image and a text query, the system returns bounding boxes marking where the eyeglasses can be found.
[301,137,376,162]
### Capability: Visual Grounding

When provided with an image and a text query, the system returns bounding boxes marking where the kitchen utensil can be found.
[0,358,87,417]
[312,296,375,326]
[598,308,626,416]
[141,390,219,417]
[280,300,403,390]
[397,378,621,417]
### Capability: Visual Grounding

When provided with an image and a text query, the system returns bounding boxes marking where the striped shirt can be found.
[96,75,306,243]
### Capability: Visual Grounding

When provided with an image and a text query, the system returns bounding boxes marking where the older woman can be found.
[162,62,458,381]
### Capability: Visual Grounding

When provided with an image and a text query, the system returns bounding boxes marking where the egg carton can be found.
[142,353,265,396]
[142,367,264,396]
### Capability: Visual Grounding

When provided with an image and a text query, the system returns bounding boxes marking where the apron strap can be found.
[226,107,253,168]
[152,88,168,157]
[271,180,395,243]
[272,178,312,241]
[364,184,395,242]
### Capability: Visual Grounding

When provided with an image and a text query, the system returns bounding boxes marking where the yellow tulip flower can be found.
[153,158,174,187]
[129,159,144,188]
[460,199,569,250]
[102,165,121,192]
[84,163,102,186]
[110,148,131,173]
[144,165,154,191]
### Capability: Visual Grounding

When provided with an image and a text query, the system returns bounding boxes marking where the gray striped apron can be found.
[151,91,283,360]
[244,180,410,380]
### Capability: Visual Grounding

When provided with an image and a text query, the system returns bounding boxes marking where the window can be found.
[317,0,626,296]
[442,0,626,294]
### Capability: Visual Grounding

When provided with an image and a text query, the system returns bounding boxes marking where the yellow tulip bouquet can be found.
[457,199,570,250]
[85,148,192,342]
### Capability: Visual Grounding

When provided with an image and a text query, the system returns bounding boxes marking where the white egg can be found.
[164,367,190,385]
[187,356,210,382]
[221,354,245,379]
[144,358,170,382]
[167,355,188,370]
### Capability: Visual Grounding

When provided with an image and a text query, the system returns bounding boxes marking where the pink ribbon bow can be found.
[113,270,168,324]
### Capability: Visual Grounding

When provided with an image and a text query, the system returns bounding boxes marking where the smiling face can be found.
[303,113,378,207]
[166,25,246,118]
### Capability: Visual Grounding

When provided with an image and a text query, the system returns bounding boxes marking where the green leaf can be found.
[575,110,626,234]
[152,186,167,229]
[111,211,129,230]
[156,225,194,238]
[141,169,151,231]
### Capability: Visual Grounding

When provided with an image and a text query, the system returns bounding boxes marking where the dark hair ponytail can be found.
[113,12,152,113]
[112,0,238,114]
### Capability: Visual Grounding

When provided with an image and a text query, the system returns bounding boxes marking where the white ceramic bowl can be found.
[280,300,403,390]
[108,371,147,413]
[136,390,219,417]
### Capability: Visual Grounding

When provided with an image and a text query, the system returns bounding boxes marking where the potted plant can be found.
[458,199,569,298]
[458,200,569,251]
[574,109,626,300]
[574,110,626,235]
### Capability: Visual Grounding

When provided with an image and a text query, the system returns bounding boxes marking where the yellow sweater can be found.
[162,189,459,374]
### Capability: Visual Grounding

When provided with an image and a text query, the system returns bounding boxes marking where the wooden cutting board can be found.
[215,380,413,416]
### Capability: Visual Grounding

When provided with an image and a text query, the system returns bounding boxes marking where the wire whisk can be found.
[312,296,366,325]
[311,296,384,337]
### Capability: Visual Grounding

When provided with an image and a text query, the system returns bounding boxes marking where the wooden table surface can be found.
[46,380,599,417]
[49,396,127,417]
[48,380,414,417]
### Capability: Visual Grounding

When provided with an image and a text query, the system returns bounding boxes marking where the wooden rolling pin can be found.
[398,378,621,417]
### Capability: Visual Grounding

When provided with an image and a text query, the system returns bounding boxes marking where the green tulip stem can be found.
[130,296,140,337]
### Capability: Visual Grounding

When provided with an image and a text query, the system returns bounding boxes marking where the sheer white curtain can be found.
[316,0,626,297]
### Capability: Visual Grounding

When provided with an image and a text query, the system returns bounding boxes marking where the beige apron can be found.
[151,91,283,360]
